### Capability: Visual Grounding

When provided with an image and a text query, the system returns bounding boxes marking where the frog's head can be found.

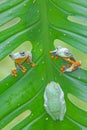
[9,51,25,60]
[56,46,73,58]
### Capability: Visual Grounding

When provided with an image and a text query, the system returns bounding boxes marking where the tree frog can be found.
[49,46,81,72]
[44,81,66,121]
[9,51,35,76]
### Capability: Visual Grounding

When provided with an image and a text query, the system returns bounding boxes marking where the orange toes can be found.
[60,66,65,73]
[51,55,55,59]
[22,67,27,72]
[55,56,58,60]
[76,61,81,66]
[12,73,17,77]
[12,68,17,76]
[22,70,26,73]
[31,63,36,67]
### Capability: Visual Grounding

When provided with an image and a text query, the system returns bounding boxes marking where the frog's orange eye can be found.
[20,51,25,56]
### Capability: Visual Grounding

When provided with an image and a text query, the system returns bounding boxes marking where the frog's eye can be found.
[20,51,25,56]
[64,50,70,55]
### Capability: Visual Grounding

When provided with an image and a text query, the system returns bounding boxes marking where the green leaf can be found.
[0,0,87,129]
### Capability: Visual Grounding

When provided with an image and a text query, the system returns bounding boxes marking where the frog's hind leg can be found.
[61,61,81,72]
[72,61,81,71]
[60,66,66,73]
[60,64,71,73]
[70,57,76,62]
[12,68,17,76]
[16,63,27,73]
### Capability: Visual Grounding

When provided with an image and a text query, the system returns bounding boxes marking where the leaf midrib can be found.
[39,0,50,51]
[39,0,55,81]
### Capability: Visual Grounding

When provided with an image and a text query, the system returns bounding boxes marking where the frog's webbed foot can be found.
[12,68,17,76]
[26,56,36,67]
[75,61,81,67]
[31,63,36,67]
[72,61,81,71]
[21,66,27,73]
[61,64,71,73]
[16,63,27,73]
[61,65,73,73]
[51,55,55,59]
[49,51,58,59]
[60,66,66,73]
[27,60,36,67]
[27,62,36,67]
[49,52,59,60]
[51,55,59,59]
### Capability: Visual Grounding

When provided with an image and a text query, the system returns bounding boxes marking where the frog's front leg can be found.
[21,66,27,72]
[26,56,35,67]
[49,51,59,60]
[16,63,27,73]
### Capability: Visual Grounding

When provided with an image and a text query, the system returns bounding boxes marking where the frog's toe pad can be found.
[12,68,17,71]
[22,70,26,73]
[12,73,17,77]
[31,63,36,67]
[55,56,58,60]
[22,67,27,72]
[51,55,55,59]
[76,61,81,66]
[60,66,65,73]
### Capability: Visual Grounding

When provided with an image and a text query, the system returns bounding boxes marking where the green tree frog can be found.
[44,81,66,121]
[49,46,81,72]
[9,51,35,76]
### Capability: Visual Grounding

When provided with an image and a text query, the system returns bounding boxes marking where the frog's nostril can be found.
[9,54,12,57]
